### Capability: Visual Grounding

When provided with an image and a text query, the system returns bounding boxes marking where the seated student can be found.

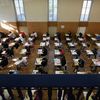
[19,31,26,38]
[67,31,72,37]
[92,48,97,58]
[61,55,66,66]
[76,49,81,58]
[21,57,28,66]
[56,32,61,41]
[26,47,31,56]
[0,55,8,68]
[0,32,6,38]
[41,58,48,67]
[78,32,83,38]
[78,58,85,68]
[46,32,49,37]
[34,32,38,38]
[42,47,47,56]
[6,47,14,57]
[8,70,19,74]
[2,41,8,49]
[59,48,64,55]
[38,67,48,74]
[0,47,3,57]
[8,31,16,39]
[14,41,19,49]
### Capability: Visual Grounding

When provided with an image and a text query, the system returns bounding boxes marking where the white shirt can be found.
[34,32,37,37]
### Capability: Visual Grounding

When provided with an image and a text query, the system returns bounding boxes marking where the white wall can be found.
[89,0,100,22]
[24,0,48,22]
[0,0,16,22]
[58,0,83,22]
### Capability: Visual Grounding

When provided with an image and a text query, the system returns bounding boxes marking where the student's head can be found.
[19,57,22,60]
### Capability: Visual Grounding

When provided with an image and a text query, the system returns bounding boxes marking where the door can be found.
[48,26,57,37]
[77,27,86,36]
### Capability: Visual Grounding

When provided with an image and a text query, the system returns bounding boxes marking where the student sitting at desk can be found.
[0,47,3,57]
[78,32,83,38]
[6,47,14,58]
[14,41,19,49]
[41,58,48,67]
[78,58,85,68]
[0,55,8,69]
[42,47,47,56]
[67,31,72,38]
[46,32,49,37]
[2,41,8,49]
[76,49,81,58]
[59,48,64,55]
[61,55,66,66]
[92,48,97,58]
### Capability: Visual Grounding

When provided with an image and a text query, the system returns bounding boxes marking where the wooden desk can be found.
[43,37,47,41]
[87,34,92,37]
[40,42,46,47]
[14,60,22,66]
[14,37,20,41]
[43,33,47,37]
[81,43,87,47]
[71,50,78,58]
[54,58,61,66]
[91,38,97,41]
[37,48,43,55]
[92,59,100,67]
[9,42,15,47]
[12,58,19,62]
[35,58,42,66]
[96,43,100,47]
[66,38,71,42]
[77,71,87,74]
[78,38,84,42]
[54,37,59,41]
[65,34,70,37]
[24,42,31,47]
[68,42,77,49]
[2,38,8,42]
[32,70,39,74]
[54,42,62,47]
[55,70,64,74]
[73,59,79,66]
[20,49,27,55]
[86,50,94,58]
[1,51,6,55]
[54,49,61,56]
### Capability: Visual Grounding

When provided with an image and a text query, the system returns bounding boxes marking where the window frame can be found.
[14,0,26,22]
[80,0,93,22]
[49,0,58,22]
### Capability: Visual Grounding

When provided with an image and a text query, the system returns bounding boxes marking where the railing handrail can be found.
[0,74,100,87]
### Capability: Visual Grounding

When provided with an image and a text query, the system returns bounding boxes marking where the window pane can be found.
[87,1,92,7]
[81,8,86,15]
[80,0,92,21]
[49,0,57,21]
[14,0,19,7]
[83,1,88,8]
[14,0,25,21]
